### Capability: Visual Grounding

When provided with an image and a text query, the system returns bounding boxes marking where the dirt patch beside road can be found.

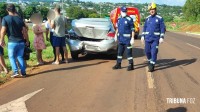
[180,24,200,32]
[167,22,200,33]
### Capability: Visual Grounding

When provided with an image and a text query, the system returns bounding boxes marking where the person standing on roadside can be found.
[33,23,46,65]
[16,11,31,66]
[141,2,166,72]
[45,18,65,63]
[113,6,135,71]
[0,17,8,74]
[49,5,69,65]
[0,4,28,77]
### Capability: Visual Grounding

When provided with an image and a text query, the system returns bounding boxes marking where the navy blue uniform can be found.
[116,16,134,64]
[142,14,165,64]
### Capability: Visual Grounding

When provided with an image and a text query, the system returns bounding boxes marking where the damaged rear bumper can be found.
[66,39,117,53]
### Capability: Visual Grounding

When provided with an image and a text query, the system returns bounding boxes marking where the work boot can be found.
[113,63,121,70]
[127,63,134,71]
[148,63,155,72]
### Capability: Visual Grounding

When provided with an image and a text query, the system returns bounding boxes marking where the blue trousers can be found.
[8,42,26,74]
[145,40,159,64]
[117,43,133,64]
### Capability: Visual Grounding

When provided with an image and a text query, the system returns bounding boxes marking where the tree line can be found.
[1,0,200,23]
[183,0,200,22]
[0,3,99,20]
[0,3,49,20]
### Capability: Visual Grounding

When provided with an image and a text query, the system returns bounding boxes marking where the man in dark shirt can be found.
[0,4,29,77]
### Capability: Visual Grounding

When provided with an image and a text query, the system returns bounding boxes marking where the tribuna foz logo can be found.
[166,98,195,104]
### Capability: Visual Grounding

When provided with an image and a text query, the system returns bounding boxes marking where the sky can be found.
[81,0,186,6]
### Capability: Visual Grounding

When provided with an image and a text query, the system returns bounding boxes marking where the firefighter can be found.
[113,6,135,71]
[141,2,166,72]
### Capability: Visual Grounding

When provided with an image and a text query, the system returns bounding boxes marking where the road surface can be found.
[0,31,200,112]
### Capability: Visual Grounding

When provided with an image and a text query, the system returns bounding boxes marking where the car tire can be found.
[109,50,117,60]
[71,51,79,60]
[111,54,117,60]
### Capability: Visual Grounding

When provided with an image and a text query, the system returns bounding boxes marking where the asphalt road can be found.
[0,31,200,112]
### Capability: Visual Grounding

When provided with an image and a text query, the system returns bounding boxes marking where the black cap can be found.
[121,6,127,12]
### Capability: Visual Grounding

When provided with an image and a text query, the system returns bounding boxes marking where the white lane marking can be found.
[0,88,44,112]
[145,67,156,89]
[186,32,200,36]
[186,43,200,50]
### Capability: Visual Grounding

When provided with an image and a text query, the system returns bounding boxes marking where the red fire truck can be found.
[110,7,140,39]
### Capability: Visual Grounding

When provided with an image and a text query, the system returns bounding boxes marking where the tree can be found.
[23,6,37,19]
[0,3,7,18]
[89,13,98,18]
[38,7,49,20]
[66,6,85,19]
[183,0,200,22]
[66,0,72,4]
[0,4,23,19]
[66,6,97,19]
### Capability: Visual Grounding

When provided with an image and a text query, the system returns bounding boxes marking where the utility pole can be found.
[62,0,64,10]
[61,0,66,16]
[100,3,101,18]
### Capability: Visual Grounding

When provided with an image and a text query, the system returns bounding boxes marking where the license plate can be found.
[85,45,98,50]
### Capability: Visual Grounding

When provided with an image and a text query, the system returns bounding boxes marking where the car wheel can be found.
[109,50,117,60]
[71,51,79,60]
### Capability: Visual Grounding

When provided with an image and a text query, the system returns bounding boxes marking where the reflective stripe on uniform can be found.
[123,34,131,37]
[156,15,162,19]
[154,32,160,35]
[127,57,133,60]
[142,32,149,35]
[117,56,123,59]
[126,17,131,21]
[150,61,155,64]
[160,33,165,37]
[127,46,133,49]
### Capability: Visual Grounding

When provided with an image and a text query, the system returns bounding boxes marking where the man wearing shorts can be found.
[45,19,65,62]
[50,5,68,64]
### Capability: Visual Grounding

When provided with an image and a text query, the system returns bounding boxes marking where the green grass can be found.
[27,28,54,65]
[3,28,54,68]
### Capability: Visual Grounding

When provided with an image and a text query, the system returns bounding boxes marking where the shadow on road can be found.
[72,54,116,63]
[155,58,197,71]
[166,107,187,112]
[129,58,197,70]
[28,61,109,77]
[133,47,145,59]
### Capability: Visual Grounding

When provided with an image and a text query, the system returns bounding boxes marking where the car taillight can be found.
[107,32,115,38]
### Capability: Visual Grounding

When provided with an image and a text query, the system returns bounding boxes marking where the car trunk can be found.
[71,18,112,40]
